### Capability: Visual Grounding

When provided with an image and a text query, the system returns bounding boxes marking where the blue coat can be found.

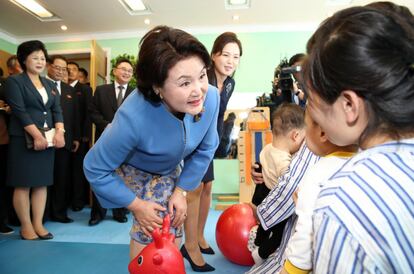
[84,85,220,208]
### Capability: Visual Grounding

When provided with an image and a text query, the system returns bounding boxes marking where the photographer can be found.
[288,53,306,108]
[257,53,306,115]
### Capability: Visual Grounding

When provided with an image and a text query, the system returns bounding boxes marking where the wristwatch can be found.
[176,187,187,197]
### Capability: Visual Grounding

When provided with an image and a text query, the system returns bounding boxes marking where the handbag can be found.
[24,128,55,149]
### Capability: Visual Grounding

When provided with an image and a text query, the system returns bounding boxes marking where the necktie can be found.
[54,81,61,94]
[117,86,124,107]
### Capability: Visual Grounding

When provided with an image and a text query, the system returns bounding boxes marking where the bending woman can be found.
[83,26,219,260]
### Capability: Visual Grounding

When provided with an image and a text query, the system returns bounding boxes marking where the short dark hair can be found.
[114,58,132,68]
[17,40,48,72]
[48,55,68,65]
[136,25,211,102]
[6,55,19,69]
[288,53,305,66]
[304,2,414,141]
[79,67,88,78]
[67,61,79,69]
[271,103,305,136]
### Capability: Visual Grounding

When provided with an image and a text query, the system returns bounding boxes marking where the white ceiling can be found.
[1,0,413,43]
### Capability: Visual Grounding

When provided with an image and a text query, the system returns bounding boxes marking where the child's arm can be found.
[257,144,319,230]
[283,162,322,272]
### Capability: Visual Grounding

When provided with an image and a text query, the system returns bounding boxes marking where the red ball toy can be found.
[215,203,257,266]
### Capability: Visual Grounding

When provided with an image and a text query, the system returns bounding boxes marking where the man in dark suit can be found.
[88,58,134,226]
[67,61,92,212]
[46,56,80,223]
[0,76,14,234]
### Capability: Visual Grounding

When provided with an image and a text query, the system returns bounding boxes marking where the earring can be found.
[155,89,163,100]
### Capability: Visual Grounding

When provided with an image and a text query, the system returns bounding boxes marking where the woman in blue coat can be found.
[83,26,219,261]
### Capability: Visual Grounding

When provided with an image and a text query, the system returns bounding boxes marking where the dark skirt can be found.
[7,136,55,187]
[201,161,214,182]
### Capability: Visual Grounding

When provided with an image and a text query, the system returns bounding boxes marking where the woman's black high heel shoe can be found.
[180,245,215,272]
[199,244,215,255]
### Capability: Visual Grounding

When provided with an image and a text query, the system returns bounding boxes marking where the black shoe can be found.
[0,224,14,235]
[88,218,102,226]
[51,216,74,223]
[19,232,39,240]
[199,244,215,255]
[180,245,215,272]
[113,215,128,223]
[72,206,83,212]
[38,232,53,240]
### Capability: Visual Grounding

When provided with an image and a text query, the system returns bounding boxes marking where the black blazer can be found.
[59,82,80,151]
[5,73,63,137]
[89,83,133,140]
[73,81,93,140]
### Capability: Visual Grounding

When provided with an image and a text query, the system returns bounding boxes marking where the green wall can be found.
[0,37,17,54]
[213,159,240,194]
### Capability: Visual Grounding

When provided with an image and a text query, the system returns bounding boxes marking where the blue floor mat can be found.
[0,240,130,274]
[0,208,250,274]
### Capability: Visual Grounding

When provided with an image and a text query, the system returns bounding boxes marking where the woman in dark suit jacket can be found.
[5,40,65,240]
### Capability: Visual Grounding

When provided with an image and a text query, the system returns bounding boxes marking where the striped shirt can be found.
[313,139,414,273]
[246,143,320,274]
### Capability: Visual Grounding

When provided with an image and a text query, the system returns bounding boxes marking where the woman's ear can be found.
[340,90,364,126]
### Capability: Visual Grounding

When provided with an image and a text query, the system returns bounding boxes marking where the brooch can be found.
[193,106,205,122]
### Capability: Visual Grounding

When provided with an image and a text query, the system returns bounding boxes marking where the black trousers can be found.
[90,192,127,220]
[49,148,72,219]
[71,141,90,208]
[0,144,14,226]
[252,183,288,259]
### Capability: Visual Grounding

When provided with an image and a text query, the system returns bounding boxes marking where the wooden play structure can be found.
[214,107,272,209]
[238,107,272,203]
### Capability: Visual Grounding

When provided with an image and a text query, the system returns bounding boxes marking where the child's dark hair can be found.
[271,103,305,136]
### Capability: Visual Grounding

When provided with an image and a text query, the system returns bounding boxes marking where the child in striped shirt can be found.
[281,110,357,274]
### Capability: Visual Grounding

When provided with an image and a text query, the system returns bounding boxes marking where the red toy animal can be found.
[128,215,185,274]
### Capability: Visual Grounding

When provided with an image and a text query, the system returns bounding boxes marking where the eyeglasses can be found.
[116,67,133,74]
[52,64,67,72]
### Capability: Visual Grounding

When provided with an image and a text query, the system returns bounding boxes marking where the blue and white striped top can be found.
[313,139,414,273]
[258,142,320,230]
[246,143,320,274]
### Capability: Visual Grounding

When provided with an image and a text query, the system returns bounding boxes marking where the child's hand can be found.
[251,163,264,184]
